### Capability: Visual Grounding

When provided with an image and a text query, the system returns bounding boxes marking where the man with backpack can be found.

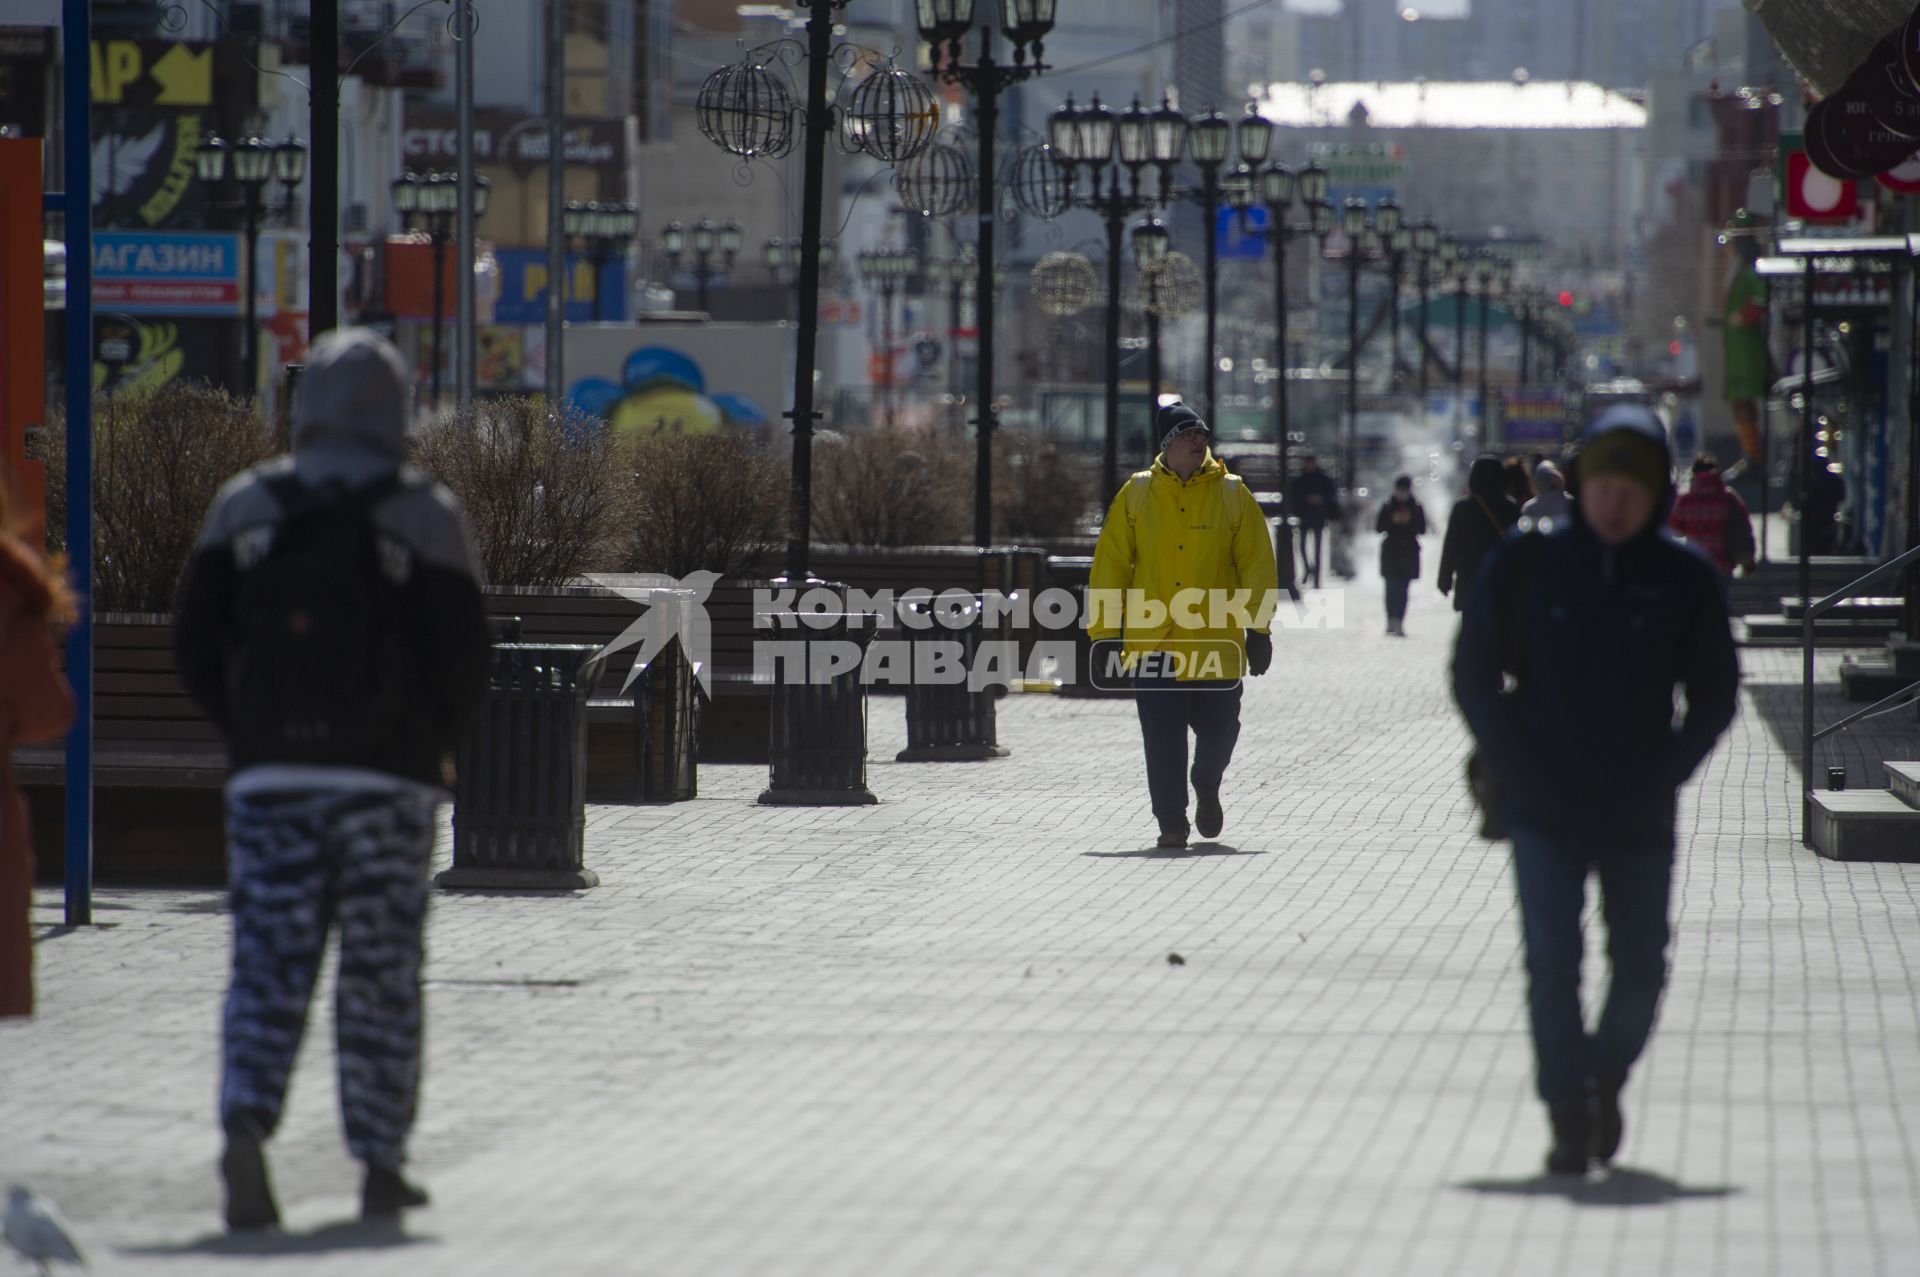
[1451,406,1738,1176]
[1088,403,1279,848]
[176,328,491,1230]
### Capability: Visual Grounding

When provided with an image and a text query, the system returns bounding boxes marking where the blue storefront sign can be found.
[493,249,628,324]
[91,230,241,316]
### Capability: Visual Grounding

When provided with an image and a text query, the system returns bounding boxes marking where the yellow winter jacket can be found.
[1086,452,1280,681]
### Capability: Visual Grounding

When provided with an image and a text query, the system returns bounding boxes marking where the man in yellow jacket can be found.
[1087,403,1280,847]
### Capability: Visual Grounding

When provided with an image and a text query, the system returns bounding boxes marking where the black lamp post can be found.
[1412,218,1439,404]
[859,245,919,430]
[392,168,491,411]
[1446,242,1469,436]
[1132,215,1171,410]
[665,217,741,313]
[1172,103,1265,422]
[1516,284,1537,386]
[564,200,638,322]
[920,0,1058,549]
[1372,197,1404,391]
[924,239,977,434]
[1340,196,1374,488]
[198,132,306,398]
[1225,157,1329,595]
[1048,92,1186,498]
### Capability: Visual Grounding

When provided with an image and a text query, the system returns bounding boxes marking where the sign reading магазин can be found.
[92,230,241,316]
[401,105,626,170]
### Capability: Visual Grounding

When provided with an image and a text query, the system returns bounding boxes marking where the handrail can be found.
[1802,543,1920,846]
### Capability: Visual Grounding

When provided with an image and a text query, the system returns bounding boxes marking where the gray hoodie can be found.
[175,328,491,788]
[1522,460,1572,528]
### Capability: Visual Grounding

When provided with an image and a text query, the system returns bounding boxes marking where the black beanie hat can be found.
[1156,401,1208,446]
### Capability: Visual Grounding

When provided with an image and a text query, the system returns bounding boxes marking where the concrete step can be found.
[1810,790,1920,863]
[1888,763,1920,811]
[1737,615,1901,647]
[1782,596,1905,622]
[1839,656,1920,704]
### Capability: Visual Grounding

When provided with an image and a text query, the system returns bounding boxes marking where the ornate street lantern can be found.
[1188,107,1232,169]
[842,63,938,163]
[1010,143,1072,219]
[899,141,976,218]
[696,58,797,161]
[1131,215,1170,269]
[1260,163,1295,210]
[1236,105,1273,167]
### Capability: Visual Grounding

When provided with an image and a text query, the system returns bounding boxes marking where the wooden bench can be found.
[20,614,229,883]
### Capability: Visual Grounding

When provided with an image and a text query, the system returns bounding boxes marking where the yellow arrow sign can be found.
[150,44,212,106]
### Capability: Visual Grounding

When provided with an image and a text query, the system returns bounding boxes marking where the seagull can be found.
[4,1187,85,1274]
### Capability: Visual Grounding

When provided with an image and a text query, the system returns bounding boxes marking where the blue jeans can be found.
[1510,828,1674,1105]
[1134,680,1243,828]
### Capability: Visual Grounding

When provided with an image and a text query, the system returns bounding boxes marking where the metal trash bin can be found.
[437,643,608,891]
[757,598,880,806]
[632,633,699,802]
[897,593,1011,761]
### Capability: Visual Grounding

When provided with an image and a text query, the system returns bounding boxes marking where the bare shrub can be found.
[994,430,1096,541]
[622,431,784,578]
[811,424,969,547]
[414,398,630,588]
[39,385,277,612]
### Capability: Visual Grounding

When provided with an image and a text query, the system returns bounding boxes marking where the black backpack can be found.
[224,471,415,765]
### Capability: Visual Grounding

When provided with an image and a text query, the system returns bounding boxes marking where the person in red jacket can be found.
[0,499,76,1021]
[1667,454,1755,578]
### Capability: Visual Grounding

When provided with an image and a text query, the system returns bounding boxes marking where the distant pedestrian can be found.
[0,502,74,1022]
[176,329,492,1229]
[1436,457,1520,612]
[1452,405,1738,1176]
[1088,403,1279,849]
[1287,454,1338,588]
[1667,454,1756,578]
[1522,460,1572,529]
[1375,476,1427,636]
[1502,456,1535,508]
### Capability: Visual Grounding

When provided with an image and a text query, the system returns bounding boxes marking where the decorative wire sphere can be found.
[1141,251,1201,318]
[1031,251,1099,317]
[898,142,975,218]
[840,63,939,164]
[1009,143,1072,220]
[696,58,796,160]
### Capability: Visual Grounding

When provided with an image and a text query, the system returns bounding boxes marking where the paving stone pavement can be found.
[5,569,1920,1277]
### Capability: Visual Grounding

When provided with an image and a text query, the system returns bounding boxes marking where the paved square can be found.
[5,575,1918,1276]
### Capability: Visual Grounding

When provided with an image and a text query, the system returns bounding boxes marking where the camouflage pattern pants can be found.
[220,785,437,1170]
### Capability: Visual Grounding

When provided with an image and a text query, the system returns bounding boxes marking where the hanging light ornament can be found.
[696,57,797,160]
[899,141,975,218]
[840,62,939,163]
[1031,251,1099,317]
[1009,142,1072,219]
[1142,250,1202,319]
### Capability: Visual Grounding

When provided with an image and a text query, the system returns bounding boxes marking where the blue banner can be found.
[493,249,627,324]
[1218,206,1268,260]
[91,230,241,316]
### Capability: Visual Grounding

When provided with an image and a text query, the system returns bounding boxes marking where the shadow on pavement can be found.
[121,1218,433,1258]
[1457,1165,1739,1206]
[1083,843,1265,859]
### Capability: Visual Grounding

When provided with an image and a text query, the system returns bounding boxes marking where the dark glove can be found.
[1244,631,1273,677]
[1088,637,1129,688]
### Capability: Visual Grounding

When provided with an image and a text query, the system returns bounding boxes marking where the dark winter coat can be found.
[1288,467,1339,529]
[1436,457,1521,611]
[1376,494,1427,581]
[1450,415,1739,853]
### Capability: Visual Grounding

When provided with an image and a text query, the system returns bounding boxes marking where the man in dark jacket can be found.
[176,328,491,1229]
[1452,405,1738,1176]
[1436,455,1520,612]
[1287,454,1338,588]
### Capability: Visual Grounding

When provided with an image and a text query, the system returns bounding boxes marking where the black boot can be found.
[1593,1075,1625,1164]
[1545,1099,1592,1176]
[1194,789,1224,839]
[221,1113,281,1232]
[363,1164,431,1218]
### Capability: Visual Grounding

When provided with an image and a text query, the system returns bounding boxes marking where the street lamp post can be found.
[924,239,977,434]
[1341,197,1371,488]
[197,132,307,399]
[1132,215,1171,406]
[1518,285,1536,386]
[1049,92,1185,498]
[392,168,492,411]
[1413,219,1439,404]
[564,200,639,322]
[1175,104,1266,421]
[921,0,1058,549]
[1228,158,1329,595]
[860,245,918,430]
[666,217,742,313]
